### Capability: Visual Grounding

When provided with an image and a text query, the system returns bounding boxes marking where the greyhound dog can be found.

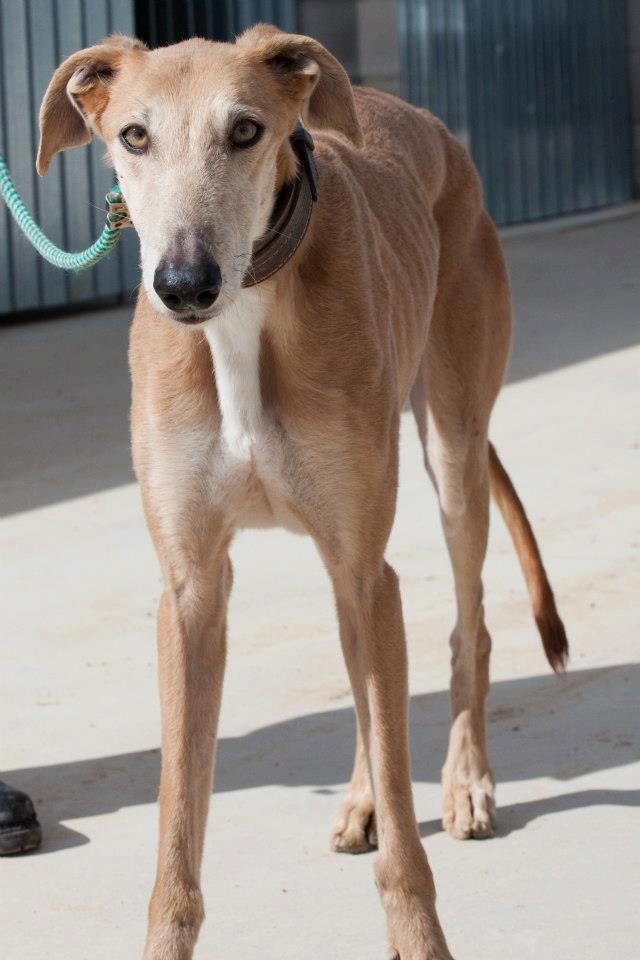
[37,25,567,960]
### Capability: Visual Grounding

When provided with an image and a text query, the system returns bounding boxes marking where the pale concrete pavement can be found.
[1,208,639,959]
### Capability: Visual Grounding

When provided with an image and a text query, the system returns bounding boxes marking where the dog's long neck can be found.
[204,289,267,459]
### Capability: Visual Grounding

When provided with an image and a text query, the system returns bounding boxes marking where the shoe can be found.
[0,781,42,855]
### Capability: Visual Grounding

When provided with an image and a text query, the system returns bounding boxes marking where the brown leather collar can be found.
[242,122,319,288]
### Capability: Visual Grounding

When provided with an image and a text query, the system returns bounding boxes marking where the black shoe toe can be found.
[0,781,42,855]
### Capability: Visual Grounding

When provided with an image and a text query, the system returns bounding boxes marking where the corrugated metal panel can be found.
[0,0,138,317]
[398,0,633,224]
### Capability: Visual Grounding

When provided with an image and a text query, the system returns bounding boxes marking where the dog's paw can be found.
[379,852,454,960]
[442,771,495,840]
[388,947,452,960]
[330,793,377,854]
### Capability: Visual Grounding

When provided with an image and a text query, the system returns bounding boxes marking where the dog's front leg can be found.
[331,561,453,960]
[143,546,232,960]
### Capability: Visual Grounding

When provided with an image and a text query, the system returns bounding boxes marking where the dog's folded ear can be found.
[237,25,364,148]
[36,34,147,175]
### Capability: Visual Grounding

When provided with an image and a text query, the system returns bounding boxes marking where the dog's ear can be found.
[237,25,364,148]
[36,34,147,175]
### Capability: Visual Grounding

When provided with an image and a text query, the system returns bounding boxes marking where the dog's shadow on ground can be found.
[6,663,639,854]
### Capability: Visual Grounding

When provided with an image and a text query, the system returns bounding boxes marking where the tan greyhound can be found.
[37,25,568,960]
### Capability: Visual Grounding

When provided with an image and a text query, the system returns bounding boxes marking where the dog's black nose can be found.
[153,252,222,314]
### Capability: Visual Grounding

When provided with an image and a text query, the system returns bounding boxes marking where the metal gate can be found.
[398,0,633,224]
[0,0,295,319]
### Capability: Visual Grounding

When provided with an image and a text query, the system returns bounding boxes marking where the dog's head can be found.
[37,26,362,325]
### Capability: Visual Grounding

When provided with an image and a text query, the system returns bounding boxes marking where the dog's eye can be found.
[120,125,149,153]
[230,119,262,149]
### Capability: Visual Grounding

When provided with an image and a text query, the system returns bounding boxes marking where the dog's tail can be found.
[488,443,568,673]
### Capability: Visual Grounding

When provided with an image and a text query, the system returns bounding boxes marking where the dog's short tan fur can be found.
[38,26,567,959]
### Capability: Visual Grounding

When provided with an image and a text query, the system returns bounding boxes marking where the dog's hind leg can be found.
[425,413,496,839]
[408,208,511,840]
[410,302,504,838]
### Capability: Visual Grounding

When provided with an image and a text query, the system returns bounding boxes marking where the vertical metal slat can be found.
[1,0,42,310]
[84,0,119,298]
[0,1,15,313]
[29,0,67,308]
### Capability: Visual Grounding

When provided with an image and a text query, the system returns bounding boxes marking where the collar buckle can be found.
[289,121,320,202]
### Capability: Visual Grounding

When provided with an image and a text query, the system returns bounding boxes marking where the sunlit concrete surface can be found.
[1,208,639,959]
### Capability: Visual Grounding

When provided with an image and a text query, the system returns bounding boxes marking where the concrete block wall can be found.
[297,0,401,96]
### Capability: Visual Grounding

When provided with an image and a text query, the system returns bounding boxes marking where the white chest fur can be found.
[204,289,267,459]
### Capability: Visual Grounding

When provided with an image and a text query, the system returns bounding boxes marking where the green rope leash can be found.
[0,151,129,272]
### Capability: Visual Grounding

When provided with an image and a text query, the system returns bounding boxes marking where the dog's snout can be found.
[153,249,222,315]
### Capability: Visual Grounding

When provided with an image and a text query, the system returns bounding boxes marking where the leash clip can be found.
[105,186,131,230]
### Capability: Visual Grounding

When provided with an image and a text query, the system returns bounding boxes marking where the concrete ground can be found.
[1,208,639,959]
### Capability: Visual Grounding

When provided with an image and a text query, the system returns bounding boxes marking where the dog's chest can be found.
[202,298,305,532]
[210,426,305,533]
